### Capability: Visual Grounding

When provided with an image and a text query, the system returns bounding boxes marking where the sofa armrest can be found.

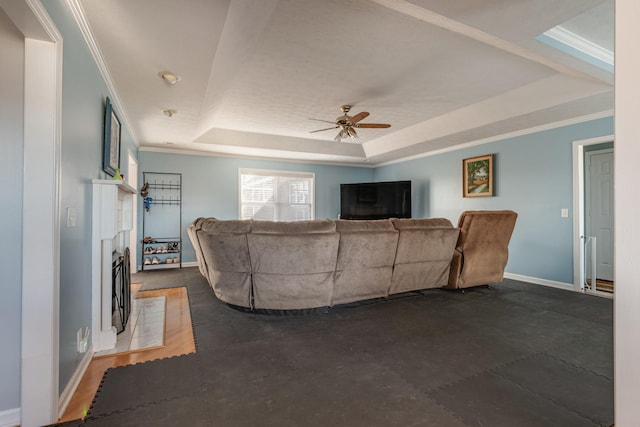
[447,249,463,288]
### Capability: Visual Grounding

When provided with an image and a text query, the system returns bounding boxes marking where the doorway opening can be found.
[572,135,614,296]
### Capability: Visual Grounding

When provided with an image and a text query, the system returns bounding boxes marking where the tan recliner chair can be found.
[447,210,517,289]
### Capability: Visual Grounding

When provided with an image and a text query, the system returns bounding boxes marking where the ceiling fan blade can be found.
[355,123,391,128]
[310,126,338,133]
[350,111,370,124]
[309,118,337,124]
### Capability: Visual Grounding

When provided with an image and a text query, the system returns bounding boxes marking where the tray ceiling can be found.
[76,0,613,165]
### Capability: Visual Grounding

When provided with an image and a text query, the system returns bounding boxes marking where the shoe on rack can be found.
[144,257,151,265]
[166,257,173,264]
[173,257,180,264]
[151,257,161,265]
[144,247,153,254]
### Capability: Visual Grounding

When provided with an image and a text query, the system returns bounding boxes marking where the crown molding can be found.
[544,26,613,66]
[377,109,614,167]
[65,0,139,146]
[138,146,375,168]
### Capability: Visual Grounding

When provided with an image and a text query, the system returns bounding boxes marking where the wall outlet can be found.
[76,327,90,353]
[561,208,569,218]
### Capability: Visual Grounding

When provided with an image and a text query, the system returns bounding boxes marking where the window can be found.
[239,169,315,221]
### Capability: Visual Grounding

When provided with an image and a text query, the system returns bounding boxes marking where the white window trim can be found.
[238,168,315,221]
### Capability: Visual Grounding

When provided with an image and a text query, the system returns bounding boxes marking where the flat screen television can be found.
[340,180,411,220]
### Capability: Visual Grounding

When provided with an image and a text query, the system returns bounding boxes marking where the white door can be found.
[586,149,614,281]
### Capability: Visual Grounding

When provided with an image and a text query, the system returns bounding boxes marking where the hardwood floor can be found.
[596,279,614,293]
[58,284,195,422]
[587,278,615,293]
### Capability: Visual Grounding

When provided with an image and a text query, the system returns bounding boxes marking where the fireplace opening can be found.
[112,247,131,334]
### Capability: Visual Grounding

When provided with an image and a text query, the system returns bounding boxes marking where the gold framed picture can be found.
[463,154,494,197]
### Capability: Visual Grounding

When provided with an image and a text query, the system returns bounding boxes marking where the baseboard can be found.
[0,408,20,427]
[503,272,575,291]
[58,348,94,419]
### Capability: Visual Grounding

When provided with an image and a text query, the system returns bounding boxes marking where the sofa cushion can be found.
[192,217,209,230]
[333,220,399,305]
[251,219,335,234]
[335,219,395,232]
[197,218,252,234]
[391,218,453,229]
[197,231,252,307]
[248,233,339,275]
[390,226,459,294]
[248,232,339,309]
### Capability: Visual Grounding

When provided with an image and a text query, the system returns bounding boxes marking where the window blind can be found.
[239,169,315,221]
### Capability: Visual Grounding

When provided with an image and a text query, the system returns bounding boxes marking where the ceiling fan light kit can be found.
[310,105,391,142]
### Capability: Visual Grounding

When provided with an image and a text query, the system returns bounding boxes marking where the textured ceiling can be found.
[77,0,614,165]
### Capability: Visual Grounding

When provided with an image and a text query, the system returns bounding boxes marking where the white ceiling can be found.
[76,0,614,166]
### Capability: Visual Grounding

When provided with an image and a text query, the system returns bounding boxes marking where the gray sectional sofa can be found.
[188,217,461,310]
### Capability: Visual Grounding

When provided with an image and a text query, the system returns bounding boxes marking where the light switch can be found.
[561,208,569,218]
[66,207,77,227]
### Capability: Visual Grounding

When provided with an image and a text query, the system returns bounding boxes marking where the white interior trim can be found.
[503,272,574,291]
[544,26,614,66]
[127,150,139,272]
[0,408,20,427]
[614,0,640,423]
[21,35,62,427]
[377,110,613,167]
[57,349,93,419]
[10,1,63,425]
[181,261,198,268]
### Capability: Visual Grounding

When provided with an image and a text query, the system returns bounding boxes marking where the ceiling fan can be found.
[309,105,391,142]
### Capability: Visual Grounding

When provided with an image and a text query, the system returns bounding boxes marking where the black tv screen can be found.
[340,180,411,220]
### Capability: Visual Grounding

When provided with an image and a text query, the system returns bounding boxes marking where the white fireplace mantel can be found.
[91,179,136,352]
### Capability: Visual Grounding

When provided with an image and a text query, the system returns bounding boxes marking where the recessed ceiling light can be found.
[158,71,180,85]
[163,109,177,117]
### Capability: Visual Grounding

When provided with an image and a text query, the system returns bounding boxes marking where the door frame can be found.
[2,0,63,424]
[585,148,614,283]
[572,134,614,297]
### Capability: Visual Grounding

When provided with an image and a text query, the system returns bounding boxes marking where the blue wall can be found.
[44,0,138,394]
[139,117,612,284]
[137,151,373,265]
[0,8,25,412]
[374,117,614,284]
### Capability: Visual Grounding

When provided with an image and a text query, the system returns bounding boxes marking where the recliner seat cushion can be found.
[333,220,399,305]
[248,231,339,309]
[390,222,459,294]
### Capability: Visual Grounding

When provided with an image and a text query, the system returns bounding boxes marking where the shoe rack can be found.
[141,172,182,270]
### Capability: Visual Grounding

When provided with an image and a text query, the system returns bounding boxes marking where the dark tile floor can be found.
[61,268,613,426]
